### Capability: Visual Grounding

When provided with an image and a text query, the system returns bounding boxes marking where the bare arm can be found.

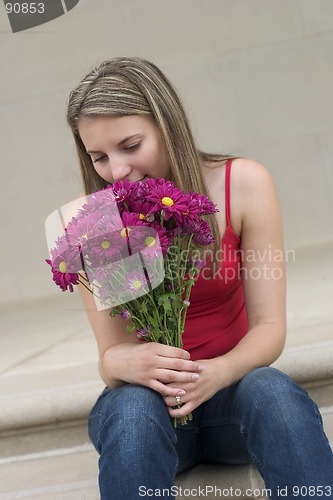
[165,159,286,417]
[216,159,286,381]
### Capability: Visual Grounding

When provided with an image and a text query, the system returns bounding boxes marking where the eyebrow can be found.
[86,134,141,154]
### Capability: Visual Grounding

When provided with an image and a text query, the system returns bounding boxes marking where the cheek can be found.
[94,164,112,182]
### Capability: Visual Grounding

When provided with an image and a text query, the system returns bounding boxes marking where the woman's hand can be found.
[101,342,204,398]
[163,357,230,419]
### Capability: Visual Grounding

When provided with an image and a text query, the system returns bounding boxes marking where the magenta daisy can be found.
[111,179,136,206]
[189,219,215,245]
[187,191,218,216]
[49,234,82,273]
[46,259,79,292]
[81,188,117,214]
[125,271,149,294]
[90,232,124,260]
[130,200,156,223]
[66,212,100,250]
[145,179,190,222]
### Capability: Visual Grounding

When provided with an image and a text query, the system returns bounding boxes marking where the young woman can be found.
[66,57,333,500]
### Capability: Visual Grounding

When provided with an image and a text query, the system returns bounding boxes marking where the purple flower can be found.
[136,326,151,340]
[90,233,124,260]
[81,188,117,213]
[125,271,149,294]
[111,179,135,205]
[145,179,190,222]
[188,219,215,246]
[49,234,82,274]
[120,310,131,320]
[130,200,156,223]
[193,258,206,270]
[46,259,79,292]
[187,192,218,216]
[66,212,100,249]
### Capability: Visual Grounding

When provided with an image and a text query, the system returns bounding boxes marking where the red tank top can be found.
[183,159,248,360]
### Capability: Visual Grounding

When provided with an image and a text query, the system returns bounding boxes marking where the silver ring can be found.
[175,395,182,405]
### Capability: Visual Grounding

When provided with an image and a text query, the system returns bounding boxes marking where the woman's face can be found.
[78,115,170,184]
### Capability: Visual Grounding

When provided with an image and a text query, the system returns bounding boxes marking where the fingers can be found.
[156,356,203,374]
[163,392,193,418]
[150,380,186,398]
[169,401,193,419]
[155,367,200,385]
[147,343,191,360]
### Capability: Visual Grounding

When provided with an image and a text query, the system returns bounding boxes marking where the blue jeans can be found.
[88,367,333,500]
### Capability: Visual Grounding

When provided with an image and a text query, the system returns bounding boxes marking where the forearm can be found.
[98,344,131,389]
[212,322,286,391]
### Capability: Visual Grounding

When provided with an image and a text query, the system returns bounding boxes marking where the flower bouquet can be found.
[46,177,217,426]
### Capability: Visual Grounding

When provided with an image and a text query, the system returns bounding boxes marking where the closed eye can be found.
[93,155,107,164]
[124,142,140,152]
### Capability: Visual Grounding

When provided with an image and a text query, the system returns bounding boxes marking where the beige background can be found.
[1,0,332,304]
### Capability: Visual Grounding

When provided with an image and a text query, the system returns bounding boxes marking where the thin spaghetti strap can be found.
[225,159,233,227]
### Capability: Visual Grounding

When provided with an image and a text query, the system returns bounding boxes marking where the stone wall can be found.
[1,0,332,303]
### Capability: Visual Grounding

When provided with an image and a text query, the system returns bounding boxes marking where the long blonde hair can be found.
[66,56,238,252]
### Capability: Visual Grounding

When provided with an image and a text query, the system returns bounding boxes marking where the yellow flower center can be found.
[145,236,156,248]
[59,261,67,273]
[120,227,131,238]
[139,213,145,220]
[101,240,111,249]
[161,196,174,207]
[133,280,142,289]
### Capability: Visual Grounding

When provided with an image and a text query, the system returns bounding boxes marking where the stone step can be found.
[1,320,332,435]
[0,393,331,496]
[0,243,332,498]
[0,409,332,499]
[1,317,332,498]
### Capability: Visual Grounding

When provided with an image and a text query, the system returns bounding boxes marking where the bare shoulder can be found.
[231,158,279,209]
[231,157,276,190]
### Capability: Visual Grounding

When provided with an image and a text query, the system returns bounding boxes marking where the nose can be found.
[108,159,132,181]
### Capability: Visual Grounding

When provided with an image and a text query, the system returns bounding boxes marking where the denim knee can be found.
[88,384,176,454]
[237,367,323,433]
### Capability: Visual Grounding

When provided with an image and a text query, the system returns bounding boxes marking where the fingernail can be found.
[197,365,205,371]
[178,389,186,396]
[191,373,200,381]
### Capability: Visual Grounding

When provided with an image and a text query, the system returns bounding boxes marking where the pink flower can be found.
[193,258,206,270]
[130,200,156,223]
[136,325,151,341]
[50,234,82,274]
[190,219,215,245]
[125,271,149,294]
[46,259,79,292]
[120,310,131,320]
[81,188,117,213]
[66,212,100,249]
[111,179,136,206]
[90,231,124,261]
[187,192,218,216]
[145,179,190,222]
